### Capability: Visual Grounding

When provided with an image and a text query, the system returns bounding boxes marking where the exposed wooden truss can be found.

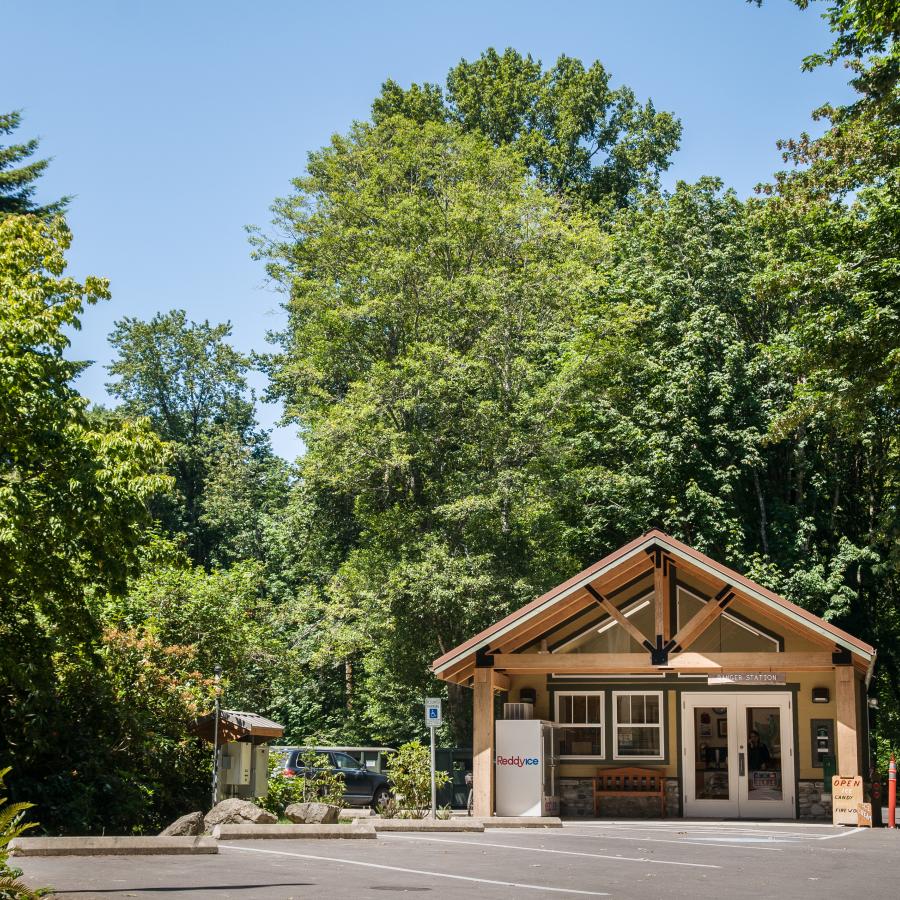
[584,583,653,650]
[669,586,735,652]
[434,534,872,686]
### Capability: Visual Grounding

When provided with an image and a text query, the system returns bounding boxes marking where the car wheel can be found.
[371,786,390,809]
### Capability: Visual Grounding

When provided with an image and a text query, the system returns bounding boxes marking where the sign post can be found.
[210,665,222,808]
[425,698,442,819]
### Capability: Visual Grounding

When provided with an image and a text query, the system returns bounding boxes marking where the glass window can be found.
[613,692,663,759]
[746,706,783,801]
[555,692,604,759]
[332,752,360,770]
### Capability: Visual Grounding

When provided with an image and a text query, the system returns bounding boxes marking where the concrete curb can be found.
[213,824,376,840]
[362,818,485,832]
[9,837,218,857]
[480,816,563,828]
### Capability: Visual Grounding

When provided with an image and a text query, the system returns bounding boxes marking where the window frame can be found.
[612,690,665,761]
[554,690,605,760]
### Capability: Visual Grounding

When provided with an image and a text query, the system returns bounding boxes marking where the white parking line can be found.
[566,822,824,840]
[383,833,722,868]
[558,830,786,852]
[567,821,861,843]
[579,820,838,829]
[569,822,807,834]
[565,825,792,840]
[221,844,610,896]
[817,827,865,840]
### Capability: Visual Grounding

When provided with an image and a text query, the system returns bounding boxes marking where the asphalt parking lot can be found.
[16,820,900,899]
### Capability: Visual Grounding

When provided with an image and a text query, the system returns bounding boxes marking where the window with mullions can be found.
[613,692,664,760]
[555,692,604,759]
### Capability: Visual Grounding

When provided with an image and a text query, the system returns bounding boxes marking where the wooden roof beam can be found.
[584,583,653,651]
[492,650,837,673]
[669,587,735,652]
[496,593,592,653]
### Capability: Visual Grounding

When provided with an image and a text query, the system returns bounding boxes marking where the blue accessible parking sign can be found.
[425,698,443,728]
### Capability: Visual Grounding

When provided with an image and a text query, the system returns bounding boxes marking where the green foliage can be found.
[749,0,900,752]
[258,114,601,741]
[373,48,682,207]
[106,310,287,566]
[255,754,305,816]
[0,111,68,219]
[5,11,900,835]
[0,215,169,633]
[0,214,179,834]
[296,751,345,809]
[107,310,255,443]
[383,741,449,818]
[0,768,43,900]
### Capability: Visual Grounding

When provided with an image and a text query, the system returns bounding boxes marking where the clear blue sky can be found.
[3,0,852,460]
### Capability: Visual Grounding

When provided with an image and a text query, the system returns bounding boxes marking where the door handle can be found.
[739,752,745,777]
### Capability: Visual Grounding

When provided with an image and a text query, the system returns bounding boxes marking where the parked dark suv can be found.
[277,747,391,808]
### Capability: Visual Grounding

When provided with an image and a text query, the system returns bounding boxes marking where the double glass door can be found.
[682,693,794,818]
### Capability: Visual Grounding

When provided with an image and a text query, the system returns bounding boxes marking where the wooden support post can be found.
[664,558,677,643]
[473,668,495,817]
[653,551,665,644]
[836,666,859,777]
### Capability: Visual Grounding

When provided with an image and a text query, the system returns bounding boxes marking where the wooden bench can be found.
[593,767,666,817]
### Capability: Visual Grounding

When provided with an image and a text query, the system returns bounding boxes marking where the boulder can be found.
[285,802,340,825]
[204,799,277,831]
[160,811,205,836]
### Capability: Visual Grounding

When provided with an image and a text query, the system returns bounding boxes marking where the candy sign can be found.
[832,775,864,826]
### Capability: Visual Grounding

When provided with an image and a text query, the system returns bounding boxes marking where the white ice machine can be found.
[495,719,559,817]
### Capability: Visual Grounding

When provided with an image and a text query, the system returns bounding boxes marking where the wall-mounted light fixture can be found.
[812,687,830,704]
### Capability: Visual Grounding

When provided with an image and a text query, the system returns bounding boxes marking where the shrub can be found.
[255,750,345,815]
[0,767,43,900]
[374,794,399,818]
[296,751,345,809]
[384,741,449,818]
[255,755,305,816]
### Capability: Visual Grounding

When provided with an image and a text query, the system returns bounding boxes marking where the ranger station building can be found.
[432,530,876,820]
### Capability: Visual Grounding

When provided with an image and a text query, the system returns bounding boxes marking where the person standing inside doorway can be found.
[748,730,771,770]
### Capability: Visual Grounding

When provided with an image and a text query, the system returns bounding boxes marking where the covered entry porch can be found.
[432,530,876,820]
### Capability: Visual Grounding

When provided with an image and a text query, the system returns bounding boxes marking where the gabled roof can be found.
[192,709,284,744]
[432,529,875,683]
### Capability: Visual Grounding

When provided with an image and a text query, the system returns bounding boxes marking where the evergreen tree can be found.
[0,110,68,218]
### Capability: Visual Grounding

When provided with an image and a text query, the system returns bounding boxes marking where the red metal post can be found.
[889,754,896,829]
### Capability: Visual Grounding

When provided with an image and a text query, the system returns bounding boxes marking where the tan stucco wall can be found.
[503,668,854,782]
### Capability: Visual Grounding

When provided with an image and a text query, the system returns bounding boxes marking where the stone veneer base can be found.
[560,777,680,818]
[561,777,828,820]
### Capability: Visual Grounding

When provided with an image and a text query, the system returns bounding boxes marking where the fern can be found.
[0,873,42,900]
[0,767,43,900]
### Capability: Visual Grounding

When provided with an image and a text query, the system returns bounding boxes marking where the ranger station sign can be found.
[708,672,786,685]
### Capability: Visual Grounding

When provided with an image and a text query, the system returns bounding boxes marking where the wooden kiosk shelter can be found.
[432,530,876,820]
[192,710,284,803]
[192,709,284,746]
